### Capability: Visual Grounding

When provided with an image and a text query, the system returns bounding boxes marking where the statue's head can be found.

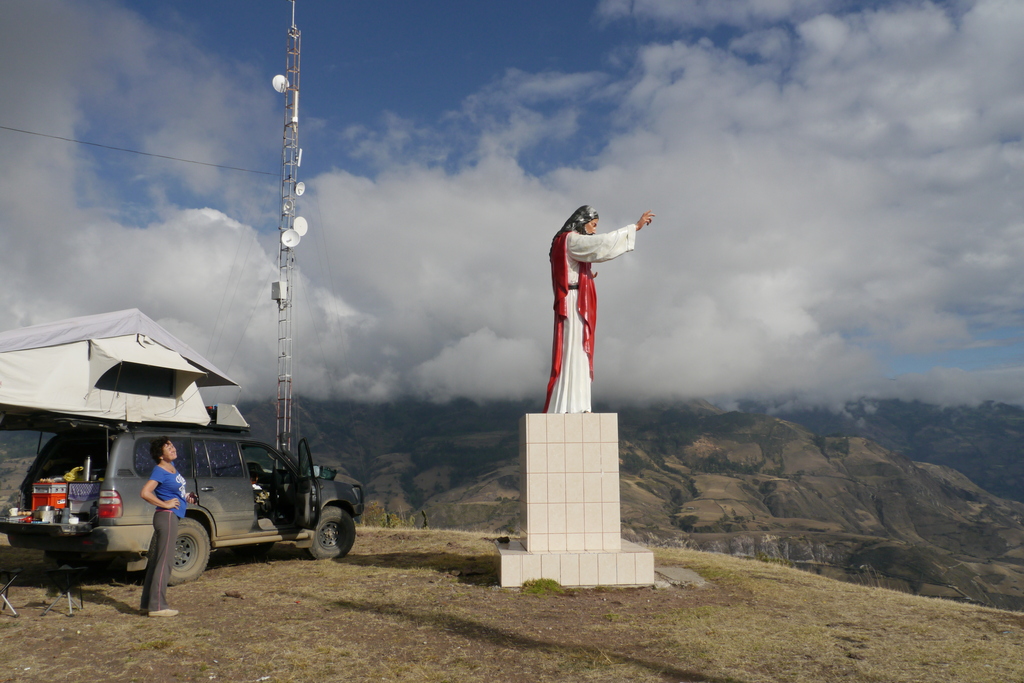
[558,205,599,236]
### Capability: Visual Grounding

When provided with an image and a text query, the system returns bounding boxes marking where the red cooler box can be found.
[32,482,68,509]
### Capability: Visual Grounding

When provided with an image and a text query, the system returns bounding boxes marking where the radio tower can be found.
[271,0,307,453]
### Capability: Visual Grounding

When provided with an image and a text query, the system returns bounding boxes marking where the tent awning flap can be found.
[0,309,236,387]
[88,336,206,389]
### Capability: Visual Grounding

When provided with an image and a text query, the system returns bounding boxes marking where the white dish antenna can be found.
[281,229,301,248]
[272,74,289,93]
[283,198,295,214]
[294,181,305,196]
[293,216,308,236]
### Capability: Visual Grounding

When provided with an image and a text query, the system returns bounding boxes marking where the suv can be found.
[0,413,364,583]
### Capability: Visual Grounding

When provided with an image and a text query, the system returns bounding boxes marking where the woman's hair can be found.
[150,436,172,462]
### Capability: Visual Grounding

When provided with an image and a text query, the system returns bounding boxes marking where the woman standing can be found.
[544,205,655,414]
[139,437,196,617]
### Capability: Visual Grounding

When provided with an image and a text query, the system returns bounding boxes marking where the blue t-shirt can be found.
[149,466,188,519]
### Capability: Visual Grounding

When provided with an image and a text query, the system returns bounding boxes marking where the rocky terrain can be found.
[761,399,1024,504]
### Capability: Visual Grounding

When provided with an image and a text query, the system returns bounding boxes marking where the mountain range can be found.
[3,397,1024,610]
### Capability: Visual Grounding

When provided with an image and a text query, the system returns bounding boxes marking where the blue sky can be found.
[4,0,1024,410]
[129,1,647,180]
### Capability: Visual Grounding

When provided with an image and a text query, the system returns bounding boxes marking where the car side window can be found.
[241,444,285,482]
[134,437,190,477]
[194,440,243,478]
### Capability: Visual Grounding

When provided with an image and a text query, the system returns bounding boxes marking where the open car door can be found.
[295,438,320,529]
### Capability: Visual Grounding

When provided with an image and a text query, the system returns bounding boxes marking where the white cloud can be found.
[879,366,1024,408]
[411,328,546,402]
[4,0,1024,411]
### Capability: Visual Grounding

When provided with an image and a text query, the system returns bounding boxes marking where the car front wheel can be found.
[306,507,355,560]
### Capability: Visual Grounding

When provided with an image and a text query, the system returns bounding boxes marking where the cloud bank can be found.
[3,0,1024,410]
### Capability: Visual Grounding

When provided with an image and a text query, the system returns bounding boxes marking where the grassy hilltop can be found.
[1,528,1022,683]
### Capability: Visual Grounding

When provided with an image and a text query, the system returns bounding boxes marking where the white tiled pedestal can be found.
[497,413,655,588]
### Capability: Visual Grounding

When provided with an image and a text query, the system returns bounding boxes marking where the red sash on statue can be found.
[544,233,597,412]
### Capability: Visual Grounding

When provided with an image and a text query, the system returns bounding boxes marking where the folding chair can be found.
[0,568,22,617]
[42,566,87,617]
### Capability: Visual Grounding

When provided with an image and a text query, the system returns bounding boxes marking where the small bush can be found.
[521,578,563,595]
[360,500,416,528]
[755,552,794,567]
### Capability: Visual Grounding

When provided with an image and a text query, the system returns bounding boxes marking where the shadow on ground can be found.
[338,551,499,585]
[332,596,742,683]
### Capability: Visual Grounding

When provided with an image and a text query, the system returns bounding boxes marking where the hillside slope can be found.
[614,404,1024,610]
[762,399,1024,504]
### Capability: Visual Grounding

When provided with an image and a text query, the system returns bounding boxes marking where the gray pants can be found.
[140,510,178,612]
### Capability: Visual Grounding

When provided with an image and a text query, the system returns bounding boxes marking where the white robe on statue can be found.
[546,226,636,414]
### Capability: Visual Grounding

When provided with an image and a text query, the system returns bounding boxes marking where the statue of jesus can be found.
[543,205,655,414]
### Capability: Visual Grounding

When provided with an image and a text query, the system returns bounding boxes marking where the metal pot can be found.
[33,506,55,523]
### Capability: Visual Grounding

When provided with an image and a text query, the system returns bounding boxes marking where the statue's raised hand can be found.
[635,210,655,230]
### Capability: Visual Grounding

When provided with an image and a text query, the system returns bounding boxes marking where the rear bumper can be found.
[1,522,153,555]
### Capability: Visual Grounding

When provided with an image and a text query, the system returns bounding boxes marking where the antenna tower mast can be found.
[272,0,306,453]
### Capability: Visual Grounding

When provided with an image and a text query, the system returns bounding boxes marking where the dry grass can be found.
[1,529,1022,683]
[651,549,1024,682]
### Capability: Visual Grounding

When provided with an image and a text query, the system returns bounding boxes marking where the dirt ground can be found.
[1,528,1023,683]
[0,530,717,683]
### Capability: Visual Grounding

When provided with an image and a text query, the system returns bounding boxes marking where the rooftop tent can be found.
[0,309,238,425]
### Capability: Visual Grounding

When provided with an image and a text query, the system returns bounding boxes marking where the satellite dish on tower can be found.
[283,198,295,214]
[294,216,308,236]
[272,74,289,93]
[281,229,301,248]
[294,181,305,196]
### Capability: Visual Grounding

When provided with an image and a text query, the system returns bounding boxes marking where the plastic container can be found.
[32,492,67,509]
[32,482,68,494]
[32,482,68,510]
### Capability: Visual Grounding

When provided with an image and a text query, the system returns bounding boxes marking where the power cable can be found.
[0,124,277,176]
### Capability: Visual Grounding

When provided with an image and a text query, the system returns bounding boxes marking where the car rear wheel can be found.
[306,507,355,560]
[170,517,210,585]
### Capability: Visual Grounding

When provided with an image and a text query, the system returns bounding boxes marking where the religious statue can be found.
[543,205,656,413]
